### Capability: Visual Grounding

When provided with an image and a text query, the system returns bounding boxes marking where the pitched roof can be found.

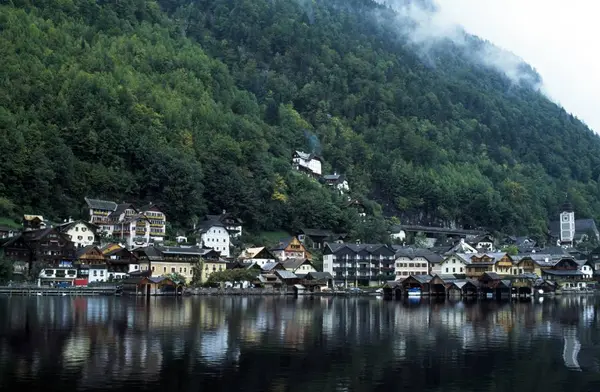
[261,262,282,271]
[159,246,206,256]
[300,228,334,237]
[392,246,444,264]
[275,270,298,280]
[549,218,599,237]
[239,247,267,259]
[76,245,99,258]
[270,237,294,251]
[85,197,117,211]
[409,274,433,284]
[57,220,98,232]
[110,203,135,218]
[306,272,333,281]
[282,258,310,270]
[23,214,44,222]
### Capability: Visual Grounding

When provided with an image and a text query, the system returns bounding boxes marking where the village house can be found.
[102,244,140,280]
[56,219,97,248]
[150,246,201,283]
[199,257,229,284]
[0,225,18,240]
[2,227,76,271]
[281,258,317,275]
[205,210,244,238]
[323,243,396,287]
[541,257,585,282]
[297,228,346,250]
[131,246,162,274]
[469,234,496,252]
[292,150,322,177]
[322,173,349,193]
[84,197,167,248]
[22,215,46,231]
[270,236,312,261]
[431,253,470,276]
[237,246,277,266]
[74,245,106,284]
[193,219,231,257]
[393,247,443,278]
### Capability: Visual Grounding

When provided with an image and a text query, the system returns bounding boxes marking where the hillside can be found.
[2,0,600,243]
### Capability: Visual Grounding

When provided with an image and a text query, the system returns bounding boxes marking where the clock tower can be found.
[559,201,575,247]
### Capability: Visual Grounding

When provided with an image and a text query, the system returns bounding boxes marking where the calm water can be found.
[1,296,600,392]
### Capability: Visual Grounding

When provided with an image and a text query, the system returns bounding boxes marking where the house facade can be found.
[57,220,97,248]
[22,215,46,231]
[282,258,317,275]
[195,221,231,257]
[2,228,76,271]
[237,247,277,266]
[323,243,396,287]
[393,248,443,278]
[432,253,468,276]
[85,197,118,231]
[292,150,322,177]
[270,237,312,261]
[322,173,349,193]
[138,203,167,242]
[206,210,243,238]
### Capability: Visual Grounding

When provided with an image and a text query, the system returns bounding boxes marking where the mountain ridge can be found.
[1,0,600,244]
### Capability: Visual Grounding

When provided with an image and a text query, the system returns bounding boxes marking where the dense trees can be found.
[2,0,600,242]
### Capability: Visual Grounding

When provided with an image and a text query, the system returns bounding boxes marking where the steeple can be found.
[559,198,575,247]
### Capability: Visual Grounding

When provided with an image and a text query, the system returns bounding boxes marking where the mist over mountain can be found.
[1,0,600,243]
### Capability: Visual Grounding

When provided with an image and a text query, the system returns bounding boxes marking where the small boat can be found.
[407,287,421,297]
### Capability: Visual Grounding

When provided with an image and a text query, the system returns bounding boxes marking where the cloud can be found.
[375,0,542,89]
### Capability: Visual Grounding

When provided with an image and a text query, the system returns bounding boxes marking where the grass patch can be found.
[0,217,20,229]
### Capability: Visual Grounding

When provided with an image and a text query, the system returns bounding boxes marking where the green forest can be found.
[2,0,600,243]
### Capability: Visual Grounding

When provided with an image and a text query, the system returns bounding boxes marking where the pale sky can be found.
[434,0,600,133]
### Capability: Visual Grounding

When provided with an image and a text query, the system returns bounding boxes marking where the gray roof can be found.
[110,203,134,218]
[282,258,310,270]
[408,274,433,284]
[542,269,584,276]
[85,197,117,211]
[306,272,333,280]
[159,246,206,256]
[549,218,599,237]
[393,247,444,264]
[261,262,281,271]
[275,270,298,280]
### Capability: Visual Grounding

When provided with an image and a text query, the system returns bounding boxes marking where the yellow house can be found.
[147,246,221,284]
[199,259,229,283]
[492,254,514,275]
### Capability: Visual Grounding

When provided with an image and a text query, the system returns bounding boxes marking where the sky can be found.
[433,0,600,133]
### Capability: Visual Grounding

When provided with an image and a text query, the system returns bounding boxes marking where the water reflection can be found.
[1,296,600,391]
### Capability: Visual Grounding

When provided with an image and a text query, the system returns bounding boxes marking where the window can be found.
[100,271,104,276]
[163,267,166,272]
[445,268,449,273]
[82,227,87,232]
[152,266,155,272]
[452,268,455,273]
[171,267,175,273]
[77,236,83,240]
[409,263,414,268]
[184,268,187,273]
[179,267,182,273]
[422,263,427,268]
[460,267,463,273]
[93,270,97,276]
[88,236,93,241]
[75,227,79,232]
[402,271,408,276]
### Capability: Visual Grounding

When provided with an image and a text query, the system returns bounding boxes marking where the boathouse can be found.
[401,274,432,295]
[121,276,181,296]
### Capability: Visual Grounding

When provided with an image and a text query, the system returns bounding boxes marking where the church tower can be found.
[559,201,575,247]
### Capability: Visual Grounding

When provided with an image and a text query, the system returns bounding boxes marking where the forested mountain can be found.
[1,0,600,242]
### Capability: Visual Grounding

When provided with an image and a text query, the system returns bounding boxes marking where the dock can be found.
[0,286,118,296]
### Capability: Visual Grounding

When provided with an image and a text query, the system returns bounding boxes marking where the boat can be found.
[407,287,421,297]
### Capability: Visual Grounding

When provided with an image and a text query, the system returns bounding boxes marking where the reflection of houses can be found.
[237,247,277,266]
[292,150,322,177]
[121,276,181,295]
[270,236,312,261]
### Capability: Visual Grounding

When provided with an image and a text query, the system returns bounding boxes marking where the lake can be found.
[0,295,599,392]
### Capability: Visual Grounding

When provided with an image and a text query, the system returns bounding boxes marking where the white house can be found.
[57,220,97,248]
[88,264,108,283]
[390,225,406,242]
[237,247,277,266]
[111,214,151,250]
[282,258,318,274]
[432,253,469,276]
[323,173,349,193]
[292,150,322,177]
[393,248,443,278]
[579,263,593,279]
[196,221,230,257]
[206,210,243,238]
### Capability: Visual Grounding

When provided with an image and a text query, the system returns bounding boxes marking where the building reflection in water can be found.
[0,295,599,391]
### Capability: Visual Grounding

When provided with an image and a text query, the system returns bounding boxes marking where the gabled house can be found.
[84,197,118,230]
[102,243,140,279]
[193,219,231,257]
[469,234,496,252]
[297,228,346,250]
[292,150,322,177]
[137,202,167,242]
[322,173,349,193]
[0,225,18,240]
[75,245,106,283]
[22,215,46,231]
[205,210,243,238]
[541,257,584,281]
[270,236,312,261]
[432,253,470,276]
[392,247,443,278]
[237,247,277,266]
[282,258,317,275]
[56,219,98,248]
[2,227,76,271]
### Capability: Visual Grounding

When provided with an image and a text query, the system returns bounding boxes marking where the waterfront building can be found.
[323,243,396,287]
[431,253,469,276]
[393,247,443,278]
[102,244,141,280]
[2,227,76,271]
